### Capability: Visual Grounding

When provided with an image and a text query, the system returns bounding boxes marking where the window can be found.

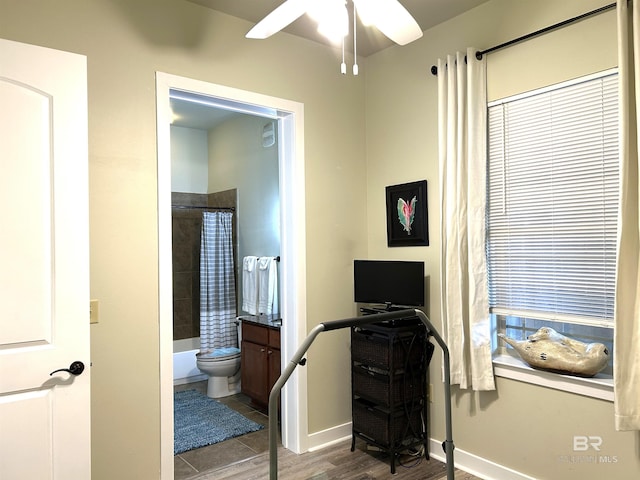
[487,71,618,389]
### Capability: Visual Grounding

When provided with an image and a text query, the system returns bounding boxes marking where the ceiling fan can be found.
[246,0,423,47]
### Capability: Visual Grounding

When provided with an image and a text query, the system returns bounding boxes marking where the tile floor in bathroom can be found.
[174,381,279,480]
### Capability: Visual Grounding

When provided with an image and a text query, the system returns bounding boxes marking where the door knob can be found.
[50,361,85,376]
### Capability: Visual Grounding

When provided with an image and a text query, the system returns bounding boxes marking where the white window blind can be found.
[487,71,618,326]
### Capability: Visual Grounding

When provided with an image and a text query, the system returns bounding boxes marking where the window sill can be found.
[493,354,613,402]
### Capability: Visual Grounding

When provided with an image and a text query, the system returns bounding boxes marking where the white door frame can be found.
[156,72,308,478]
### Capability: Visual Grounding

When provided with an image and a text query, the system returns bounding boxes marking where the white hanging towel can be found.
[242,256,259,315]
[257,256,278,315]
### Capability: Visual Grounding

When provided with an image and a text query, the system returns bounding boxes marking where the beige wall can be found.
[0,0,366,478]
[207,115,281,311]
[171,126,208,193]
[365,0,639,478]
[2,0,639,478]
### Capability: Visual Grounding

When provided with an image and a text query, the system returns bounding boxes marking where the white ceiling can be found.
[170,96,240,131]
[188,0,490,57]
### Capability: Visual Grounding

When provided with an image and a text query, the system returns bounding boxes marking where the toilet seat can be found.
[197,347,240,362]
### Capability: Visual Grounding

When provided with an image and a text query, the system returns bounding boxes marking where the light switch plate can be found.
[90,299,99,324]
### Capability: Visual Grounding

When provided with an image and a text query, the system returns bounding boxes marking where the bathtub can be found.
[173,337,207,385]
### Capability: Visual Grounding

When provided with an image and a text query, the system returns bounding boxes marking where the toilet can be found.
[196,321,242,398]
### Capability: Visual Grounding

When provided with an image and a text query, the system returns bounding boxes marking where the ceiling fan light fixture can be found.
[246,0,423,75]
[353,0,383,26]
[317,23,347,44]
[306,0,342,22]
[308,0,348,43]
[316,16,348,43]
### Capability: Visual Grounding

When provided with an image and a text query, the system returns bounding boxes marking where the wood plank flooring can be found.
[190,438,482,480]
[174,383,482,480]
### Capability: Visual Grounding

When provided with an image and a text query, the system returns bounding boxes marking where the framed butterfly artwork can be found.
[385,180,429,247]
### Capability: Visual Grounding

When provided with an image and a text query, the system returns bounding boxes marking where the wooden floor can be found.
[174,382,481,480]
[190,438,482,480]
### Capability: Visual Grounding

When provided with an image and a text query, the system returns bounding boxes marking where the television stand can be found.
[350,314,433,473]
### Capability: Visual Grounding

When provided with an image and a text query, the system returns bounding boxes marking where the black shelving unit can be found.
[350,314,433,473]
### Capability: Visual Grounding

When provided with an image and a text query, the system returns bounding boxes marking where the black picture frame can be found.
[385,180,429,247]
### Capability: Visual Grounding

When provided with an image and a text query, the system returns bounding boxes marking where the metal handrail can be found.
[268,308,454,480]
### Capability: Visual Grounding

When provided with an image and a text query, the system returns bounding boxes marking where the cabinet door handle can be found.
[260,348,266,352]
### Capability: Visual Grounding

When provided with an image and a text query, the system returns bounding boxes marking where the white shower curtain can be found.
[437,48,495,391]
[200,211,237,352]
[614,0,640,431]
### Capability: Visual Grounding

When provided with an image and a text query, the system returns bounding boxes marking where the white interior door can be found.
[0,38,90,479]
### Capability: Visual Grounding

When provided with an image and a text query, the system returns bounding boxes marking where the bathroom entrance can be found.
[156,73,308,479]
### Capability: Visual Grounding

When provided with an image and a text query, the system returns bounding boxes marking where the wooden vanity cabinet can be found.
[241,321,281,409]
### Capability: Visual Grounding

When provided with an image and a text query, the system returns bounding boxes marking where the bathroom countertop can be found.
[238,314,282,329]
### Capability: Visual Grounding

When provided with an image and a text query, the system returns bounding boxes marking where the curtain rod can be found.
[171,205,235,211]
[430,2,616,76]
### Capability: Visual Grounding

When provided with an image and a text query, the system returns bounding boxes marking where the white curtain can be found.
[614,0,640,431]
[200,211,237,352]
[438,48,495,391]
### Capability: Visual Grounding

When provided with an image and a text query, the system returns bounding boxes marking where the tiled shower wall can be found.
[171,190,238,341]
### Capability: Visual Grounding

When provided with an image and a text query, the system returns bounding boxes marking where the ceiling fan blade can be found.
[354,0,423,45]
[246,0,310,39]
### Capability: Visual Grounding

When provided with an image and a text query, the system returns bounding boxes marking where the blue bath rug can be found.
[174,389,264,455]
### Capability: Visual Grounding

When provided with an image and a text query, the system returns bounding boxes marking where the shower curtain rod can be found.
[430,2,616,76]
[171,205,235,211]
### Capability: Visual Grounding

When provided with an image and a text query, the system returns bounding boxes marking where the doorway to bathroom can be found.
[156,73,309,479]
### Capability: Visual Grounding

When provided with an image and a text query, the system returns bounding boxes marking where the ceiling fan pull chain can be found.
[352,0,359,75]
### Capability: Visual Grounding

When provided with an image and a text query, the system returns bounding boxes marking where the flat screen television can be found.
[353,260,425,308]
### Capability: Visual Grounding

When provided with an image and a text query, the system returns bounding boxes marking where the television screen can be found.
[353,260,425,307]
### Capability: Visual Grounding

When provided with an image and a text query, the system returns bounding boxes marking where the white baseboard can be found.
[305,423,535,480]
[427,438,536,480]
[306,422,352,452]
[173,374,207,386]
